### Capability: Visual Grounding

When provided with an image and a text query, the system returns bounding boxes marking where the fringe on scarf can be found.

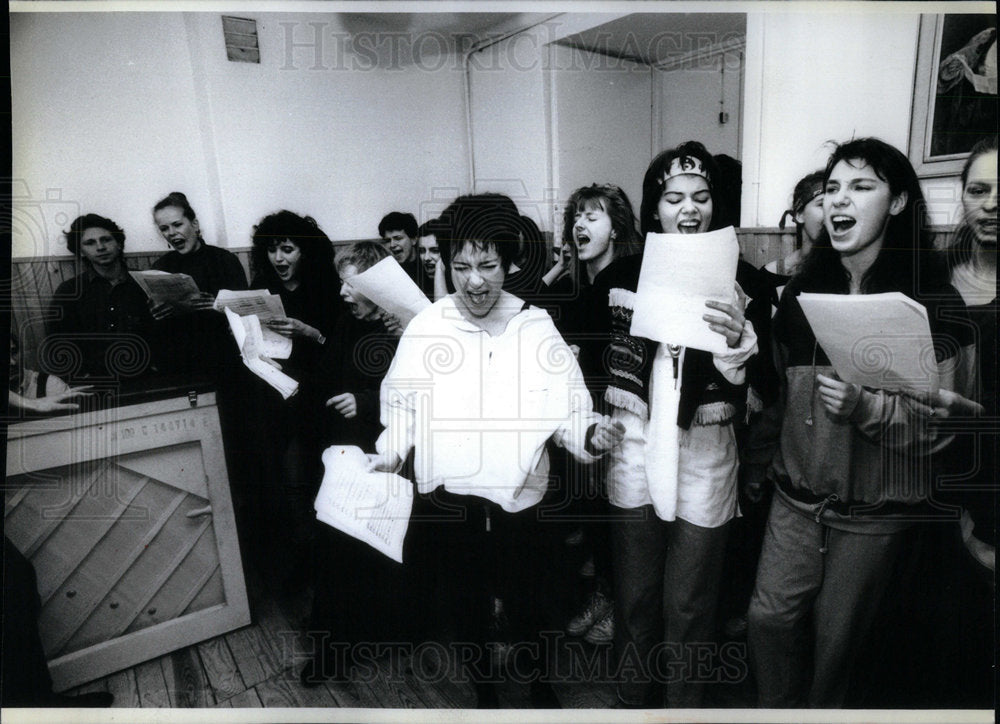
[693,401,737,426]
[608,287,636,310]
[605,386,648,420]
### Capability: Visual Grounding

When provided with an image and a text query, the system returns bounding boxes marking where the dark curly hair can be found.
[250,210,336,292]
[64,214,126,257]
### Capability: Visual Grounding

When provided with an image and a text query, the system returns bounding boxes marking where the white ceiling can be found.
[557,13,747,66]
[326,12,746,66]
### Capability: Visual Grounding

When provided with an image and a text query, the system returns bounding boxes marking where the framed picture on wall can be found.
[908,13,997,178]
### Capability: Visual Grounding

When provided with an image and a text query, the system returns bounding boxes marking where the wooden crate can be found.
[4,392,251,692]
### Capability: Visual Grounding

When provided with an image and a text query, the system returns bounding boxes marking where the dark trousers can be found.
[305,524,413,675]
[2,537,54,707]
[412,488,560,682]
[610,507,730,708]
[747,498,904,708]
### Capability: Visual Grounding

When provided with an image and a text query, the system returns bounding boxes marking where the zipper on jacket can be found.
[668,344,682,390]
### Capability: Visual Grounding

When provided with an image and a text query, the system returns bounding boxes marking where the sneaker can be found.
[566,591,612,636]
[564,528,585,546]
[579,556,596,578]
[584,607,615,644]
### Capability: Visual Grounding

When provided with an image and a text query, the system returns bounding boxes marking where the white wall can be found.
[187,13,470,248]
[550,44,651,238]
[12,13,216,257]
[656,49,743,160]
[467,25,552,229]
[741,12,920,227]
[11,12,471,258]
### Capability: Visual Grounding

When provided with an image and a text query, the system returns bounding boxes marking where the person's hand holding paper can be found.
[630,227,741,354]
[346,257,431,330]
[315,445,414,563]
[797,292,939,391]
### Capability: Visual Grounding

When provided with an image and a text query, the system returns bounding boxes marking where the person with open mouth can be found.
[245,210,343,590]
[150,192,247,315]
[148,192,249,375]
[747,138,976,708]
[602,141,772,709]
[552,183,644,649]
[368,193,625,709]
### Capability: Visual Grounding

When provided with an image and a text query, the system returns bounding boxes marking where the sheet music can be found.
[224,307,299,399]
[347,257,431,329]
[214,289,286,320]
[629,227,740,354]
[129,270,200,304]
[798,292,938,391]
[314,445,414,563]
[215,289,291,358]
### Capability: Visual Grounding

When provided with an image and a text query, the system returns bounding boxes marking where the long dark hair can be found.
[250,210,336,292]
[946,135,998,272]
[795,138,947,297]
[640,141,725,236]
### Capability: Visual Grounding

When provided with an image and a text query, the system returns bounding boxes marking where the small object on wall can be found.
[719,112,730,124]
[222,16,260,64]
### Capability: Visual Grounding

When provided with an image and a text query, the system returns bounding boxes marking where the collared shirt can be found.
[47,266,158,379]
[377,295,600,513]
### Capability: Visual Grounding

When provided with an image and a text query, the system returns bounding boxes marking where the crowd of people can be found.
[5,135,996,710]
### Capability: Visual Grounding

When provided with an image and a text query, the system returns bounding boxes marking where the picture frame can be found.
[908,13,997,179]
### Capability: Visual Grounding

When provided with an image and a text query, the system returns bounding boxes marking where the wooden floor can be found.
[62,539,757,711]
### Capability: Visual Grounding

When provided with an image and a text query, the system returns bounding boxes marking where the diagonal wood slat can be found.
[21,461,109,558]
[49,490,189,656]
[117,513,214,637]
[39,475,151,606]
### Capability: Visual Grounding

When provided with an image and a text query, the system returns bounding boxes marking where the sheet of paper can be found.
[224,308,299,399]
[129,270,201,305]
[347,257,431,329]
[629,227,740,354]
[798,292,938,391]
[214,289,286,320]
[216,289,291,358]
[314,445,414,563]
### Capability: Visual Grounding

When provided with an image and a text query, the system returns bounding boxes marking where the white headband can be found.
[662,155,709,182]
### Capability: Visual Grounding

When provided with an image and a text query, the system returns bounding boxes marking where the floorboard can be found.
[47,535,766,711]
[134,657,171,708]
[196,636,246,701]
[162,646,214,707]
[225,623,280,688]
[224,688,263,708]
[105,668,140,708]
[255,668,338,708]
